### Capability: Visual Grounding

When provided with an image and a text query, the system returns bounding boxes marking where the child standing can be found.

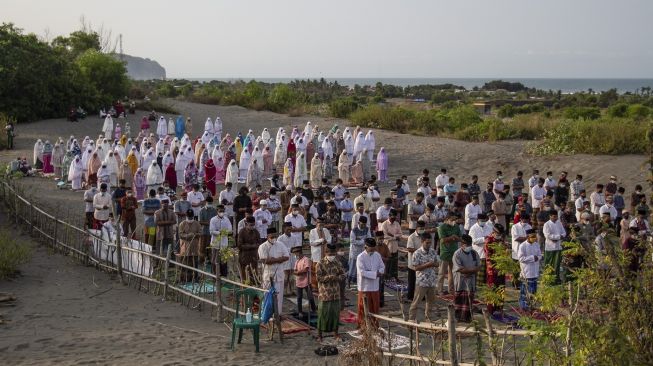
[293,246,316,316]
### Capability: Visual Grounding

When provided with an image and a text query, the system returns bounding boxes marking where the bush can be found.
[497,104,515,118]
[349,105,416,133]
[607,103,629,118]
[627,104,650,120]
[0,114,16,150]
[529,117,649,155]
[135,99,179,115]
[329,98,360,118]
[267,84,297,113]
[563,106,601,120]
[0,228,31,279]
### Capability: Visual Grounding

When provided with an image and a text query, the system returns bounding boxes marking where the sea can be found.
[185,78,653,94]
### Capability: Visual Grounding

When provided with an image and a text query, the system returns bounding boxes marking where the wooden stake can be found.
[447,305,458,366]
[483,309,499,366]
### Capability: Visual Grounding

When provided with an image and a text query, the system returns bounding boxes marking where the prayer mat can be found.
[384,279,407,292]
[339,310,358,324]
[347,328,412,351]
[510,305,564,322]
[290,311,318,326]
[179,282,216,294]
[438,293,481,305]
[491,312,520,325]
[262,317,311,334]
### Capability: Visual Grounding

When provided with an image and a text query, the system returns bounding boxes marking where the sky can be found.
[3,0,653,79]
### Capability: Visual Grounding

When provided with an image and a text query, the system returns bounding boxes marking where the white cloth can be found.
[599,204,618,221]
[309,227,331,262]
[434,174,449,197]
[518,240,542,279]
[511,222,532,260]
[590,192,606,215]
[219,189,236,217]
[543,219,566,251]
[258,240,289,283]
[284,213,307,245]
[574,197,587,221]
[356,251,385,292]
[187,191,204,217]
[469,223,493,259]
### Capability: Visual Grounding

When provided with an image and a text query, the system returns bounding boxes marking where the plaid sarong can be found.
[454,290,474,322]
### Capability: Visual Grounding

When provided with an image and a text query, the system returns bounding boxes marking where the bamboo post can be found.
[565,282,573,364]
[116,232,125,284]
[215,253,223,322]
[270,276,284,344]
[29,202,34,234]
[447,305,458,366]
[53,218,58,249]
[483,309,499,366]
[14,184,18,225]
[162,242,173,300]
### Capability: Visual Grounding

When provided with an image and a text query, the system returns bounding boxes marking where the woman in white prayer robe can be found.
[142,148,156,170]
[304,121,313,137]
[261,128,271,144]
[353,131,366,158]
[155,138,165,155]
[310,153,323,188]
[294,152,307,188]
[321,135,334,159]
[274,140,287,170]
[162,151,174,172]
[246,160,262,190]
[345,134,355,165]
[226,159,239,189]
[211,145,224,166]
[156,116,167,139]
[364,131,376,161]
[103,151,119,187]
[239,148,251,180]
[175,150,187,185]
[201,131,212,146]
[214,117,223,141]
[204,118,214,137]
[102,116,114,139]
[97,163,111,189]
[146,160,163,192]
[252,146,264,171]
[68,155,84,191]
[167,118,175,136]
[338,150,350,184]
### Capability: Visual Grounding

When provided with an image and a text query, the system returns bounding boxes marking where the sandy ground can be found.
[0,100,649,364]
[0,213,339,366]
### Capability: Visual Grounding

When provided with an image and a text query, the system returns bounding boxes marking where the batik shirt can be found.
[316,257,346,301]
[412,247,438,288]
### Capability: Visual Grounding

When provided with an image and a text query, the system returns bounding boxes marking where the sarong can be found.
[454,290,474,322]
[317,300,340,332]
[357,291,380,328]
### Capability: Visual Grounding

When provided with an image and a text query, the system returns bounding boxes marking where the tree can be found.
[76,49,129,106]
[51,30,101,58]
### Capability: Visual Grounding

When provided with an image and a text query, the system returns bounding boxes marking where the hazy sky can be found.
[4,0,653,78]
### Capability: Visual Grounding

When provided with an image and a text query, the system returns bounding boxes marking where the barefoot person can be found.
[316,244,346,342]
[452,234,481,322]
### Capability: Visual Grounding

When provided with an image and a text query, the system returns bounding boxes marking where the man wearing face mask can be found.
[511,214,532,260]
[351,202,369,231]
[277,222,296,296]
[267,188,282,231]
[493,171,505,199]
[543,210,566,285]
[237,216,261,281]
[290,188,309,215]
[543,171,556,193]
[376,197,393,227]
[408,192,426,235]
[464,196,482,232]
[437,215,462,295]
[452,234,481,322]
[468,213,492,284]
[198,196,217,264]
[209,204,232,277]
[402,220,426,302]
[120,188,138,237]
[356,238,385,328]
[178,209,202,280]
[348,216,371,287]
[251,184,266,210]
[154,198,176,256]
[233,186,252,228]
[258,228,289,314]
[93,183,112,230]
[518,229,541,310]
[353,187,372,216]
[331,178,347,207]
[218,182,235,224]
[408,233,439,322]
[381,209,403,281]
[253,200,273,243]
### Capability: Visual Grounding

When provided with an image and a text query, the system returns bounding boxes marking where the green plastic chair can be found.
[230,288,262,352]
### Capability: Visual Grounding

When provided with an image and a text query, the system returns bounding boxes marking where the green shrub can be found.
[529,117,649,155]
[0,229,31,279]
[627,104,650,120]
[349,105,416,133]
[497,104,515,118]
[329,98,360,118]
[563,106,601,120]
[267,84,297,113]
[135,99,179,114]
[607,103,629,118]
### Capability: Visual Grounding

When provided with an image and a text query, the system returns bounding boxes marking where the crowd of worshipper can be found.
[19,113,652,339]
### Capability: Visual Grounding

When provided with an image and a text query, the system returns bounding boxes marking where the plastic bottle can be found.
[245,308,252,323]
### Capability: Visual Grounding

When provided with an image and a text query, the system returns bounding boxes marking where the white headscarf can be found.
[226,159,239,185]
[146,161,163,185]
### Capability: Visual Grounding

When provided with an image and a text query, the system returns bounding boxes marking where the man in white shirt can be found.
[375,198,393,226]
[84,186,98,229]
[331,179,347,206]
[277,222,296,295]
[574,190,588,222]
[544,171,556,192]
[435,168,449,197]
[351,202,370,229]
[253,200,273,241]
[531,178,547,212]
[464,196,482,232]
[356,238,385,327]
[527,169,539,189]
[590,184,606,219]
[518,229,541,310]
[510,214,532,260]
[290,189,309,212]
[402,221,425,302]
[258,228,289,314]
[543,210,566,285]
[283,204,307,248]
[599,195,618,223]
[468,213,493,263]
[407,192,426,234]
[187,184,205,218]
[93,183,112,229]
[219,182,236,223]
[209,205,233,277]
